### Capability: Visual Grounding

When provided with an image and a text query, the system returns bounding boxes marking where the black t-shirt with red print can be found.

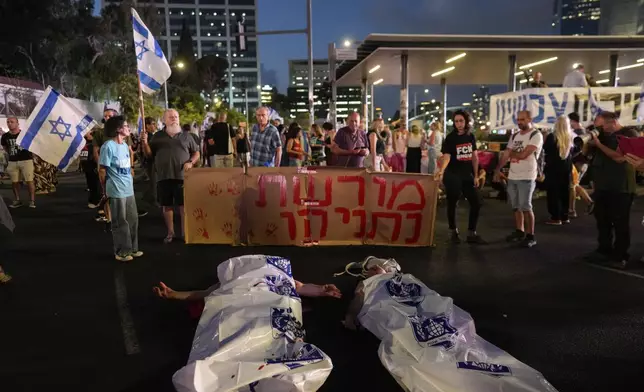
[441,131,477,178]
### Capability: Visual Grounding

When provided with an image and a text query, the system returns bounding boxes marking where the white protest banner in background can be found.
[490,87,642,130]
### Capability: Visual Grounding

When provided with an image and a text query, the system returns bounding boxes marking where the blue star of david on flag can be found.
[49,116,73,141]
[588,88,603,117]
[134,39,149,60]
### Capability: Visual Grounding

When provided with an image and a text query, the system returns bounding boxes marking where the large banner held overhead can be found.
[490,87,643,130]
[184,168,439,247]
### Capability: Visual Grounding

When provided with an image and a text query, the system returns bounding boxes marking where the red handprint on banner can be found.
[227,180,241,195]
[208,182,223,196]
[221,222,233,237]
[197,228,210,239]
[193,208,207,221]
[265,223,278,237]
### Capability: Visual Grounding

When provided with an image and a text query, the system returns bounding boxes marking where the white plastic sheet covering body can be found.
[358,273,558,392]
[173,255,333,392]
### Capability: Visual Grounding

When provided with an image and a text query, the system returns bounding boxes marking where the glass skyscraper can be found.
[552,0,601,36]
[103,0,260,113]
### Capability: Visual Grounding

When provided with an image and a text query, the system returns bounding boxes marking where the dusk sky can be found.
[257,0,553,114]
[96,0,555,114]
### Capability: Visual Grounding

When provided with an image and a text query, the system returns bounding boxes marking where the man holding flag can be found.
[1,117,36,208]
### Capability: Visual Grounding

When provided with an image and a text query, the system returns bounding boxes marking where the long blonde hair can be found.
[553,115,572,160]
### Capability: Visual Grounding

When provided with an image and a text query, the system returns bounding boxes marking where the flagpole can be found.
[137,73,146,132]
[164,83,169,109]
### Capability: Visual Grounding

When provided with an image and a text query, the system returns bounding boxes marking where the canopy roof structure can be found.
[335,34,644,87]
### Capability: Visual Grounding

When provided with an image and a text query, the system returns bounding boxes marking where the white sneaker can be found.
[88,203,98,209]
[115,254,133,262]
[131,251,144,258]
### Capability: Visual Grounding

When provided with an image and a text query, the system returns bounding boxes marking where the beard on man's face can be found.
[166,123,181,135]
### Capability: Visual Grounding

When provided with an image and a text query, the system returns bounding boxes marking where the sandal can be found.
[0,273,12,284]
[163,234,174,244]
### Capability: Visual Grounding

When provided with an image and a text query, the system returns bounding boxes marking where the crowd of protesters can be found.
[1,102,643,274]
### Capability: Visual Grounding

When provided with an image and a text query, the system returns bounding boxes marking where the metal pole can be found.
[163,83,169,109]
[441,78,447,129]
[361,78,368,130]
[225,1,234,110]
[306,0,314,128]
[244,88,249,124]
[413,92,417,118]
[328,42,337,128]
[609,53,619,87]
[508,54,517,92]
[400,52,409,129]
[370,83,375,123]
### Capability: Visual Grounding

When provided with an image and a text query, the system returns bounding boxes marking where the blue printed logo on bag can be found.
[457,361,512,376]
[265,275,298,298]
[408,313,458,350]
[385,275,424,307]
[266,256,292,277]
[270,307,304,342]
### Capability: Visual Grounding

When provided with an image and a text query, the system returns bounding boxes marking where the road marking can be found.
[585,262,644,280]
[114,268,141,355]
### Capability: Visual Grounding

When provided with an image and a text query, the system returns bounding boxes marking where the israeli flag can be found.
[266,106,283,123]
[132,8,171,94]
[18,87,97,172]
[588,88,603,118]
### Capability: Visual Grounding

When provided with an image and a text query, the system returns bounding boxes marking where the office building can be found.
[552,0,601,35]
[286,59,364,121]
[102,0,260,113]
[260,85,275,105]
[600,0,644,35]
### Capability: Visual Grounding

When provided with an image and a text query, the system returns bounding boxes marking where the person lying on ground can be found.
[340,257,557,392]
[154,280,342,301]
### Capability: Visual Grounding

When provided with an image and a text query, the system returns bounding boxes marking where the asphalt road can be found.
[2,173,644,392]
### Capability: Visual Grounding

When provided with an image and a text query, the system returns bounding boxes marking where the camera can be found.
[573,129,600,154]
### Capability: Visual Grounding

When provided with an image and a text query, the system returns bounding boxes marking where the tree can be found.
[170,86,206,125]
[115,74,164,122]
[196,55,229,100]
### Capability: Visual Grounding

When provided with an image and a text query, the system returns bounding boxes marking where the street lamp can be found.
[343,39,352,48]
[177,62,185,69]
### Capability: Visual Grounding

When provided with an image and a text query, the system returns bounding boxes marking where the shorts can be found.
[157,179,184,207]
[7,160,34,182]
[570,165,580,188]
[507,179,535,212]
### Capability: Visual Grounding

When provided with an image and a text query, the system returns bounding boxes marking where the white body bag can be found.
[358,272,558,392]
[173,255,333,392]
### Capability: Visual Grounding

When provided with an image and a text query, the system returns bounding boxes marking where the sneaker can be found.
[115,254,133,262]
[466,234,488,245]
[568,210,578,218]
[506,230,525,243]
[9,200,22,208]
[28,201,35,209]
[586,202,595,215]
[131,251,144,258]
[95,214,106,222]
[449,230,461,244]
[137,210,148,217]
[562,219,571,225]
[88,203,98,209]
[545,220,562,226]
[520,236,537,248]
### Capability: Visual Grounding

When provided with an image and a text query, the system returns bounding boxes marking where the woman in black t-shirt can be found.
[436,110,485,244]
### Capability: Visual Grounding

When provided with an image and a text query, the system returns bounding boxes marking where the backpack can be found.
[509,130,545,177]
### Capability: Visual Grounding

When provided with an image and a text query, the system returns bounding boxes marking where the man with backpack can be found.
[494,110,543,248]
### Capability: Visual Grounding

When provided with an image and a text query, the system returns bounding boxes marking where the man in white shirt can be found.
[494,111,543,248]
[563,64,588,88]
